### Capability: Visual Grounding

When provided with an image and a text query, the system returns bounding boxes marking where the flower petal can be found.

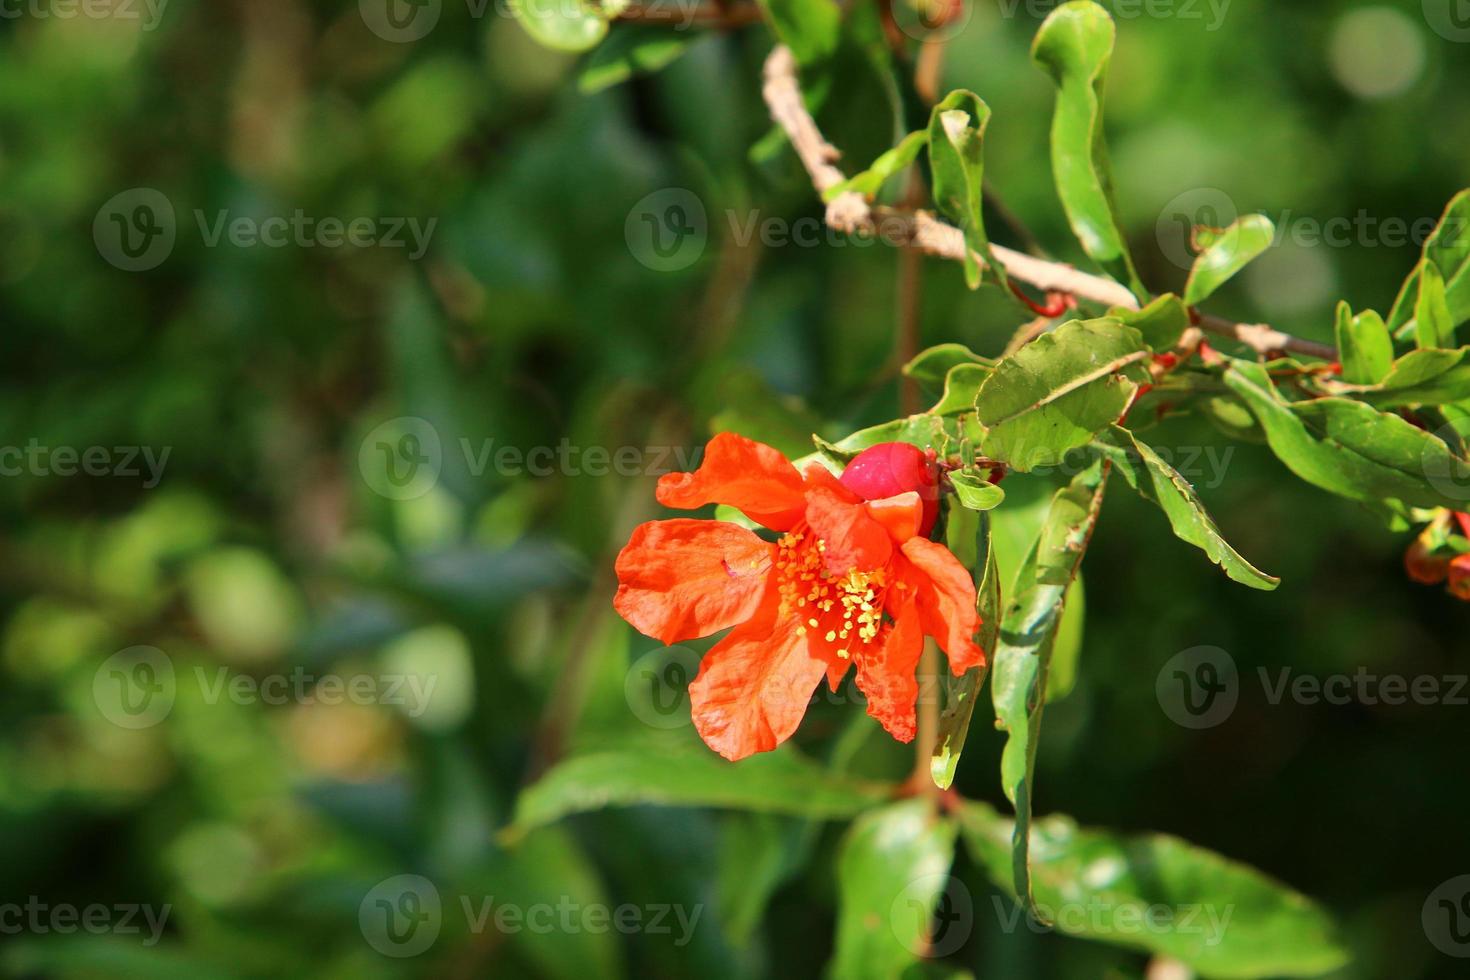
[656,433,807,530]
[854,598,925,742]
[688,606,827,761]
[900,537,984,674]
[614,520,773,645]
[864,491,923,544]
[805,487,893,575]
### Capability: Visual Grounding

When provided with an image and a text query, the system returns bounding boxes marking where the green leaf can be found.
[975,318,1151,471]
[1031,1,1145,300]
[513,0,609,52]
[1335,347,1470,407]
[1416,260,1455,350]
[1109,294,1188,352]
[1388,189,1470,336]
[578,27,696,94]
[825,130,928,201]
[904,343,993,398]
[717,813,818,944]
[1222,359,1470,509]
[931,507,1001,791]
[1044,576,1084,702]
[993,463,1105,912]
[949,472,1006,511]
[1182,214,1274,306]
[959,802,1351,979]
[930,364,994,416]
[1091,426,1278,589]
[1334,302,1394,385]
[758,0,841,66]
[831,800,958,980]
[803,414,979,470]
[928,90,1001,290]
[504,739,892,839]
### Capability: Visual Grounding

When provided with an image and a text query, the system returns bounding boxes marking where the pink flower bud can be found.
[839,442,940,536]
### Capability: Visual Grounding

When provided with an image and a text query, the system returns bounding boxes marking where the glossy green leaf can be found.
[513,0,609,52]
[826,130,928,201]
[1110,294,1188,352]
[930,364,993,416]
[758,0,841,66]
[1032,1,1144,299]
[975,318,1151,471]
[804,414,980,470]
[1388,189,1470,336]
[993,463,1105,912]
[1335,347,1470,407]
[904,343,993,398]
[959,802,1350,978]
[1182,214,1274,306]
[1416,260,1455,350]
[949,472,1005,511]
[1043,576,1084,702]
[1091,426,1279,590]
[1334,302,1393,385]
[578,28,696,94]
[928,90,1000,290]
[504,739,892,839]
[1222,359,1470,509]
[831,800,958,980]
[931,508,1001,790]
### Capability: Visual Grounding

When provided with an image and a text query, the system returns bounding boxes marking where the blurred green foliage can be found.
[1,0,1468,977]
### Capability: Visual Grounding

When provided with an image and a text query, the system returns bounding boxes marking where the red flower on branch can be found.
[613,433,984,761]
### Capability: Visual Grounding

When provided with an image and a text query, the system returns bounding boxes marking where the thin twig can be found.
[761,46,1337,362]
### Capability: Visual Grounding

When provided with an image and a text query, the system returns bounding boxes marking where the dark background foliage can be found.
[1,0,1467,976]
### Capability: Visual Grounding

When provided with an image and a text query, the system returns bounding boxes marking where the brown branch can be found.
[760,46,1338,362]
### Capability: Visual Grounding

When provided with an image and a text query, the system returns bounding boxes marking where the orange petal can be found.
[800,462,861,502]
[688,606,827,761]
[900,538,984,674]
[854,598,925,742]
[864,491,923,544]
[804,487,893,574]
[614,520,773,645]
[656,433,807,530]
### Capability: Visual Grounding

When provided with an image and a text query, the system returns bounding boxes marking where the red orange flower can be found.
[614,433,985,761]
